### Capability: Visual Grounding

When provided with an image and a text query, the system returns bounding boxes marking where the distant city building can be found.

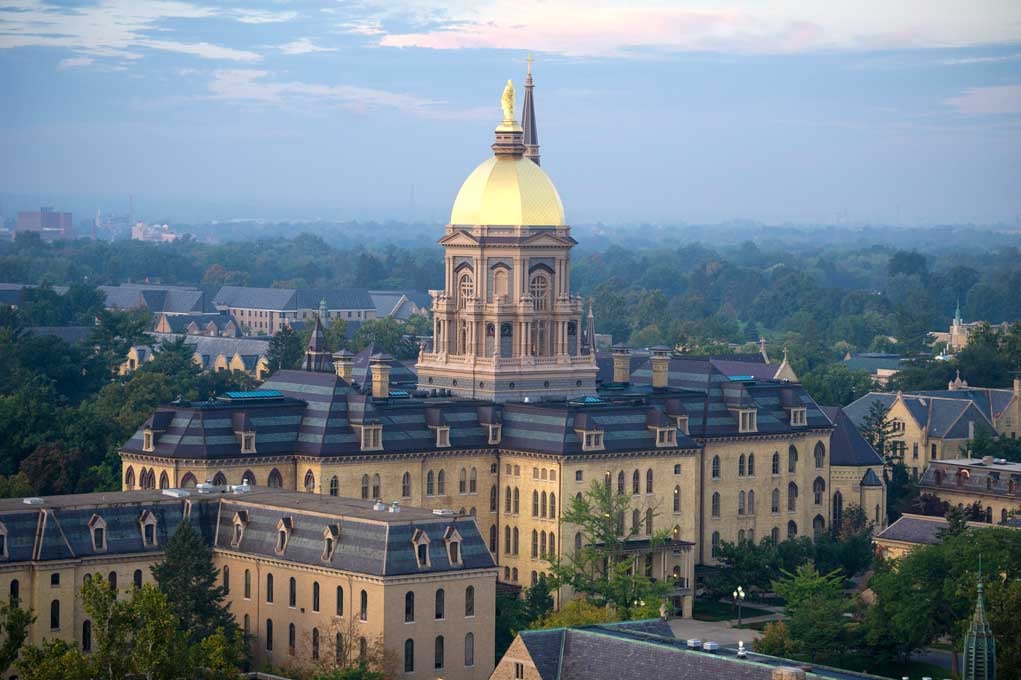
[841,352,907,386]
[0,488,496,680]
[99,283,214,315]
[930,299,1013,353]
[131,221,181,243]
[153,312,240,337]
[213,286,377,335]
[15,206,72,241]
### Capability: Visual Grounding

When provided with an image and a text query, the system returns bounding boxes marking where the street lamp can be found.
[732,586,746,625]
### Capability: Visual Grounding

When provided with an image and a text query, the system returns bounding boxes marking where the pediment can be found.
[439,231,480,246]
[522,232,572,247]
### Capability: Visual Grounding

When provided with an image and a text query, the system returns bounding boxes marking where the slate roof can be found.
[158,313,236,334]
[99,284,212,314]
[514,620,884,680]
[875,513,1006,547]
[0,489,495,578]
[368,290,432,320]
[145,333,270,366]
[841,353,906,373]
[213,286,374,311]
[820,407,883,467]
[25,326,93,345]
[843,393,897,428]
[845,390,1004,438]
[913,388,1016,421]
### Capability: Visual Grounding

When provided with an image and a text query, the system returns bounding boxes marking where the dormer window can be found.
[738,409,757,433]
[790,408,807,427]
[412,529,431,569]
[358,425,383,452]
[673,416,689,435]
[138,510,158,547]
[88,515,107,553]
[444,527,463,566]
[0,522,8,560]
[143,429,155,452]
[578,430,605,452]
[322,525,340,562]
[653,427,676,448]
[434,426,451,448]
[275,517,294,555]
[488,424,502,445]
[240,432,255,453]
[231,511,248,548]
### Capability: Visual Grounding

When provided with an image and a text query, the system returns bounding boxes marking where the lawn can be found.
[692,599,773,622]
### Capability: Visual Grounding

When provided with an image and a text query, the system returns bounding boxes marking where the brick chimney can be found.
[370,353,392,398]
[650,346,671,389]
[332,350,354,382]
[612,345,631,384]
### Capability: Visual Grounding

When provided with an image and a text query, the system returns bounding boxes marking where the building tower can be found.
[962,569,997,680]
[303,314,334,373]
[416,79,597,402]
[522,55,540,166]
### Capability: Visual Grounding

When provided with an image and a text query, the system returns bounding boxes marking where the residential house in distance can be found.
[131,221,181,243]
[99,283,214,316]
[841,352,907,386]
[15,206,73,240]
[213,287,377,335]
[0,488,497,680]
[120,334,271,379]
[930,299,1014,353]
[918,456,1021,524]
[490,619,885,680]
[873,513,1014,560]
[845,375,1020,480]
[369,290,432,321]
[153,312,241,337]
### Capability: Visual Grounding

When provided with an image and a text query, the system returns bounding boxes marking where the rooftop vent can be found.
[432,508,456,516]
[389,500,400,513]
[703,641,719,653]
[736,641,747,658]
[162,489,191,498]
[230,483,251,495]
[195,482,217,494]
[372,501,386,511]
[22,497,44,506]
[685,639,701,650]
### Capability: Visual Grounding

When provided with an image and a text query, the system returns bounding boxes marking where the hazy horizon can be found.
[2,1,1020,226]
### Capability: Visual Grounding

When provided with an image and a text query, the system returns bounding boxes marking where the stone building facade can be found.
[918,457,1021,524]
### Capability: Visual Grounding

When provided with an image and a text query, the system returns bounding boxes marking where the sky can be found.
[1,0,1020,227]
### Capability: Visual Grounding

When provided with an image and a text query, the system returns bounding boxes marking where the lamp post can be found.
[732,586,745,625]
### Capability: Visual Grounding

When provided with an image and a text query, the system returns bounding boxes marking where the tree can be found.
[754,621,798,658]
[531,598,617,629]
[523,579,554,623]
[495,591,528,661]
[0,601,33,675]
[800,364,874,407]
[858,399,894,457]
[151,520,238,648]
[771,564,849,664]
[351,318,418,359]
[267,326,304,372]
[548,480,671,617]
[325,317,349,352]
[313,663,384,680]
[938,504,970,539]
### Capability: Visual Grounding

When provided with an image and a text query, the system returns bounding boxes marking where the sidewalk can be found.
[667,607,784,647]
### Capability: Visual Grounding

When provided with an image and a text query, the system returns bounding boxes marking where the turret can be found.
[612,345,631,384]
[962,569,996,680]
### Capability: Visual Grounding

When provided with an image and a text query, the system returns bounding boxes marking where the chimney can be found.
[1013,371,1021,397]
[333,350,354,382]
[370,353,392,398]
[650,346,671,389]
[612,345,631,384]
[771,669,806,680]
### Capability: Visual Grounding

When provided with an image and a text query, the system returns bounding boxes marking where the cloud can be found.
[946,84,1021,115]
[58,56,94,69]
[943,53,1021,65]
[277,38,337,55]
[0,0,261,62]
[233,9,298,24]
[353,0,1021,57]
[204,68,488,120]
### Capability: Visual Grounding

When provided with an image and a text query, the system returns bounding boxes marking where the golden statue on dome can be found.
[501,79,515,122]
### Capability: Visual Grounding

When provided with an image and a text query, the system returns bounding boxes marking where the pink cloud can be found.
[946,84,1021,115]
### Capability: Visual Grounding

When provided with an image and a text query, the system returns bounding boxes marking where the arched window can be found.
[738,529,745,543]
[632,469,640,494]
[266,619,273,651]
[469,467,477,493]
[617,471,626,495]
[489,524,497,552]
[266,468,282,488]
[645,508,653,535]
[788,445,798,473]
[10,579,19,606]
[540,531,547,557]
[427,471,436,496]
[814,442,826,469]
[222,566,229,593]
[532,490,539,517]
[465,632,475,667]
[289,577,296,607]
[531,530,539,558]
[159,471,169,489]
[632,509,640,533]
[82,619,92,651]
[50,599,59,630]
[434,634,445,670]
[787,520,798,538]
[180,472,197,488]
[336,586,344,616]
[459,468,467,494]
[134,569,143,589]
[435,589,445,620]
[529,273,549,311]
[711,456,721,479]
[540,491,547,517]
[813,477,825,505]
[404,639,415,673]
[813,515,826,535]
[772,452,780,475]
[549,532,555,554]
[513,527,519,555]
[504,526,511,554]
[646,468,654,493]
[288,622,295,655]
[405,591,415,622]
[244,569,251,598]
[788,482,798,512]
[673,485,681,512]
[312,627,320,660]
[458,272,475,309]
[771,527,780,543]
[490,485,498,512]
[465,585,475,616]
[549,493,556,517]
[748,490,755,514]
[504,485,512,512]
[359,589,368,621]
[438,470,446,495]
[711,531,721,558]
[372,473,381,499]
[402,472,412,498]
[304,470,315,493]
[833,491,844,525]
[312,581,320,612]
[241,469,255,485]
[108,571,117,590]
[771,488,780,513]
[513,487,519,513]
[711,492,721,517]
[360,475,370,499]
[329,476,338,496]
[738,491,746,515]
[739,454,746,477]
[336,632,344,663]
[124,467,135,489]
[748,454,755,476]
[209,471,225,487]
[575,532,583,554]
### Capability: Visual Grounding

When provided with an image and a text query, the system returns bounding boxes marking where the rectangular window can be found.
[575,470,583,482]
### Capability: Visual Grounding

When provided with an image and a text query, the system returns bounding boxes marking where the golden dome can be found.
[450,155,565,226]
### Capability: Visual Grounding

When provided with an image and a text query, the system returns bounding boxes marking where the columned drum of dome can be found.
[416,76,598,403]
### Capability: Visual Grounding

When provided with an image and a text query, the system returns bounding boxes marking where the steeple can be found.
[955,297,963,326]
[521,54,540,166]
[303,314,334,373]
[584,298,596,355]
[962,565,997,680]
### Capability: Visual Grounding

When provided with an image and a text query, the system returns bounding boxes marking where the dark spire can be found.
[303,314,333,373]
[962,561,997,680]
[522,54,540,166]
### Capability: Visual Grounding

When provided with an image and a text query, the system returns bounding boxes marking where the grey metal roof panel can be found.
[384,519,496,575]
[843,393,897,427]
[519,629,564,680]
[820,407,883,467]
[876,515,946,545]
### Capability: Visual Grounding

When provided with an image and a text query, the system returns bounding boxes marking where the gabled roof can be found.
[843,392,897,427]
[213,286,374,311]
[820,407,883,467]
